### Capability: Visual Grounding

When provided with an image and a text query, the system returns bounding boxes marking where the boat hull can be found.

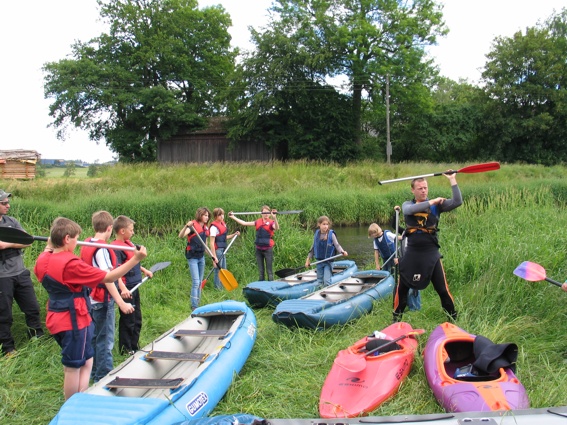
[423,322,529,413]
[319,322,419,418]
[272,270,394,330]
[243,260,357,308]
[49,300,257,425]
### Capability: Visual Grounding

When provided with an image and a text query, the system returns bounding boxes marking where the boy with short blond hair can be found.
[112,215,152,355]
[34,217,146,400]
[80,211,131,382]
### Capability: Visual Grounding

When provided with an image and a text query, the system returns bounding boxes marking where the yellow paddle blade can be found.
[220,268,238,291]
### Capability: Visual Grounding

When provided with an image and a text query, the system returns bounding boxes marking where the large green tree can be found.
[392,78,486,162]
[43,0,236,162]
[260,0,446,146]
[481,9,567,165]
[228,23,358,162]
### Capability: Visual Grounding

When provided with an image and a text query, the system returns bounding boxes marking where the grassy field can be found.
[1,161,567,424]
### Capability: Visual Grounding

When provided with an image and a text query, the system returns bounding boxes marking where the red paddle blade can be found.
[200,279,207,289]
[513,261,547,282]
[458,162,500,174]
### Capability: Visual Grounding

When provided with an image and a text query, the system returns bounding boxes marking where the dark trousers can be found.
[393,259,456,321]
[118,289,142,354]
[255,247,274,281]
[0,270,44,354]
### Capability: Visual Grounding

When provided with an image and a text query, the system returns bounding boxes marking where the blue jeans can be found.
[383,263,421,311]
[316,261,333,286]
[90,299,115,382]
[407,288,422,311]
[214,248,226,290]
[188,256,205,309]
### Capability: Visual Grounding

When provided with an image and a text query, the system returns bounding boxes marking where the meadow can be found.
[1,161,566,424]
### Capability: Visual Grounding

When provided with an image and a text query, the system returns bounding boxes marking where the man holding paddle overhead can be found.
[0,189,44,356]
[393,171,462,323]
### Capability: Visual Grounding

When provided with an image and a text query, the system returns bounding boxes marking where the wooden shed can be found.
[158,117,276,163]
[0,150,40,180]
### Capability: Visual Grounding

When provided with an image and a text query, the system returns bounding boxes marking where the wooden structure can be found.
[0,150,40,180]
[158,117,275,163]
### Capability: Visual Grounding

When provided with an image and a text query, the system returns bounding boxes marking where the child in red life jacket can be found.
[34,217,145,400]
[112,215,152,355]
[209,208,239,290]
[229,205,279,281]
[305,216,348,286]
[178,207,211,309]
[79,211,132,382]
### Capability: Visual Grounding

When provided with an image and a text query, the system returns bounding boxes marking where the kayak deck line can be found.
[106,377,184,390]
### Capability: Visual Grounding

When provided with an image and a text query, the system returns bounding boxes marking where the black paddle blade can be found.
[149,261,171,273]
[0,227,42,245]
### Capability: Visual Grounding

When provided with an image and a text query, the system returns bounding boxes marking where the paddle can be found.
[275,253,345,278]
[378,162,501,185]
[201,234,239,289]
[334,329,425,373]
[230,210,303,216]
[0,226,139,252]
[188,225,238,291]
[130,261,172,294]
[513,261,563,287]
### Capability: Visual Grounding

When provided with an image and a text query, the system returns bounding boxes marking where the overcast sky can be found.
[0,0,564,162]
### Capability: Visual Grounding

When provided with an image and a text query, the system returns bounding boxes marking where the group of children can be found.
[179,206,281,309]
[34,213,150,400]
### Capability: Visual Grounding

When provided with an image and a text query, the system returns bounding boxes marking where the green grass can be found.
[1,161,567,424]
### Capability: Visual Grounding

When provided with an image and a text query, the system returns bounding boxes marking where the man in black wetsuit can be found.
[393,171,462,322]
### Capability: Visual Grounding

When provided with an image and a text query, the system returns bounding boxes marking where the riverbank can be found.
[1,161,566,424]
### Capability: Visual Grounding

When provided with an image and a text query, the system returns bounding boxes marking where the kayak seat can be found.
[173,329,229,339]
[145,351,207,362]
[443,341,477,379]
[340,278,364,285]
[105,377,184,389]
[339,284,362,293]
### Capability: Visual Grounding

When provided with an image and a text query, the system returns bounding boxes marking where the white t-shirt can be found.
[89,239,113,305]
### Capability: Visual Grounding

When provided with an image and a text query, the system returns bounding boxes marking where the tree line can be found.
[43,0,567,165]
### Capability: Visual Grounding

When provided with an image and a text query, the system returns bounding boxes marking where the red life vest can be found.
[185,222,209,259]
[36,251,91,334]
[255,219,275,248]
[80,239,117,303]
[210,220,228,250]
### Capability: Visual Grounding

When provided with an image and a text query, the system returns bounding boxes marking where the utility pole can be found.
[386,74,391,164]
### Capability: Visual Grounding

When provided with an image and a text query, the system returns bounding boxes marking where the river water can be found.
[332,225,391,270]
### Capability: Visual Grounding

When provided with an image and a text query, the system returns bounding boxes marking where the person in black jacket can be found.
[0,189,44,356]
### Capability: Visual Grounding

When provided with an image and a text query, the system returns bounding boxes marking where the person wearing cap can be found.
[0,189,44,356]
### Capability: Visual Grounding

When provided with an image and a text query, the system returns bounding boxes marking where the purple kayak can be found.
[423,322,529,412]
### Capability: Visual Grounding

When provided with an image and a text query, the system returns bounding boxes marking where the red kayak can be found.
[319,322,423,418]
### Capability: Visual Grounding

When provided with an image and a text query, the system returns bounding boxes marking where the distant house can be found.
[0,150,40,179]
[158,117,278,163]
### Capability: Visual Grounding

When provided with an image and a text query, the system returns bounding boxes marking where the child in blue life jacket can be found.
[368,223,421,311]
[305,216,348,286]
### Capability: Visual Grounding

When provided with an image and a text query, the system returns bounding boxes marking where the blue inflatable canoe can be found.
[49,300,257,425]
[243,260,357,308]
[272,270,394,330]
